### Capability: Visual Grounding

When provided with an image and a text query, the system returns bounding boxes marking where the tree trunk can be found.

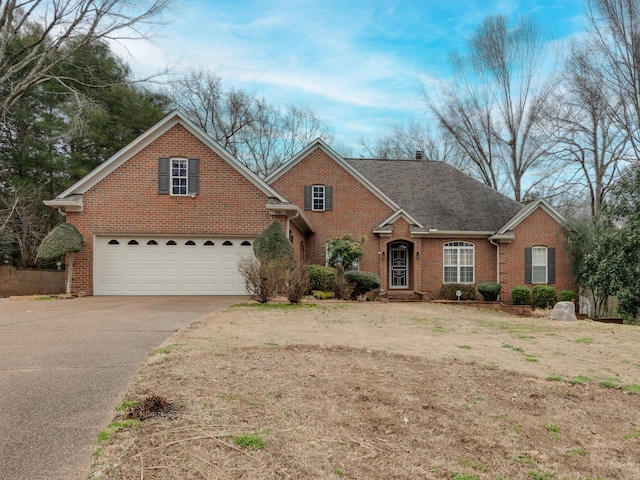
[66,252,74,295]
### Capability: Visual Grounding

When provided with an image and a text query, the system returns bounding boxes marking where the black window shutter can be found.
[304,186,311,210]
[158,157,169,194]
[548,247,556,284]
[525,247,532,284]
[188,158,199,194]
[325,186,333,211]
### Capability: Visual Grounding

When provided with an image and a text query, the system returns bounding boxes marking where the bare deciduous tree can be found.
[546,44,631,217]
[359,119,458,164]
[426,15,561,201]
[587,0,640,158]
[0,0,171,115]
[169,70,335,177]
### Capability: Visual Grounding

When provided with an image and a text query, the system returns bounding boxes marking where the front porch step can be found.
[385,291,425,302]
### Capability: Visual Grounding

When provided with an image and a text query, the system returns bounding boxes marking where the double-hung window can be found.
[525,246,555,284]
[304,185,333,211]
[532,246,547,283]
[171,158,188,195]
[158,157,199,196]
[443,241,474,284]
[312,185,325,211]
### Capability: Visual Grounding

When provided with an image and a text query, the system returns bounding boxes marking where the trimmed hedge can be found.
[477,282,501,301]
[306,264,337,293]
[560,290,578,302]
[533,285,557,309]
[438,284,477,301]
[511,286,531,305]
[344,270,381,298]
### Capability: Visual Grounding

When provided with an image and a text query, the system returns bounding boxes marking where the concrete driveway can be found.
[0,295,240,480]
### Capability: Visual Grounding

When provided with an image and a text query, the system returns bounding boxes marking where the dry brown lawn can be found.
[90,301,640,480]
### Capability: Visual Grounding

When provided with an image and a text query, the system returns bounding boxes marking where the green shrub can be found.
[560,290,578,302]
[477,282,502,301]
[253,222,294,268]
[343,271,381,298]
[532,285,557,309]
[438,284,477,300]
[512,286,531,305]
[307,264,337,292]
[312,290,333,300]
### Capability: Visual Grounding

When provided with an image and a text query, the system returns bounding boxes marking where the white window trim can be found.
[312,185,325,211]
[170,157,188,196]
[443,241,475,284]
[531,246,548,284]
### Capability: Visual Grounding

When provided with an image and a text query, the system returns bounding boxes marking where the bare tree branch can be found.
[0,0,171,115]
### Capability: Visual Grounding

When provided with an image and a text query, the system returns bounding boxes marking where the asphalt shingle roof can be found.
[344,158,523,232]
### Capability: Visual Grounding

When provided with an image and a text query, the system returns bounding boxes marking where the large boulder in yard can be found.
[550,301,577,321]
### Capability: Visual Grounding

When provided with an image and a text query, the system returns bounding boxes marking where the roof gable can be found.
[266,139,399,211]
[496,199,566,234]
[54,111,285,202]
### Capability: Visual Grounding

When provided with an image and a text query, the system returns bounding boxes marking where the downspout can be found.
[489,237,500,298]
[287,210,300,239]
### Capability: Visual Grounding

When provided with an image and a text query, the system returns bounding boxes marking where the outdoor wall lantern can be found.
[416,251,421,259]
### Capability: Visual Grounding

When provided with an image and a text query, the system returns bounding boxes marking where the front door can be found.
[389,245,408,289]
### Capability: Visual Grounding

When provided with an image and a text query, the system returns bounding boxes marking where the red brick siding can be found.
[65,124,277,294]
[499,207,576,303]
[0,265,66,296]
[407,235,497,300]
[270,148,393,273]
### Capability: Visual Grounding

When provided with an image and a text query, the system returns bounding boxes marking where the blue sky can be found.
[114,0,588,154]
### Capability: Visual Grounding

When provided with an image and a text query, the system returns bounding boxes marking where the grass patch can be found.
[233,434,266,450]
[524,355,539,362]
[509,453,536,465]
[545,423,561,440]
[115,400,140,411]
[458,345,472,350]
[150,343,181,356]
[98,420,141,443]
[600,379,619,389]
[563,447,586,457]
[623,384,640,394]
[529,471,555,480]
[232,302,318,309]
[264,341,278,347]
[546,374,564,382]
[569,375,592,385]
[92,447,104,458]
[35,296,56,300]
[624,428,640,440]
[453,473,480,480]
[576,337,594,344]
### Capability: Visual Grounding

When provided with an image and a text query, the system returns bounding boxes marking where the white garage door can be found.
[94,236,255,295]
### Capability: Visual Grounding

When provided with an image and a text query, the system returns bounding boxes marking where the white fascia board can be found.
[410,230,494,238]
[266,138,400,211]
[374,209,424,231]
[496,199,565,234]
[43,197,83,212]
[266,203,314,234]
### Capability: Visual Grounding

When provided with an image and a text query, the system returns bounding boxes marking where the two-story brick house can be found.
[45,111,575,301]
